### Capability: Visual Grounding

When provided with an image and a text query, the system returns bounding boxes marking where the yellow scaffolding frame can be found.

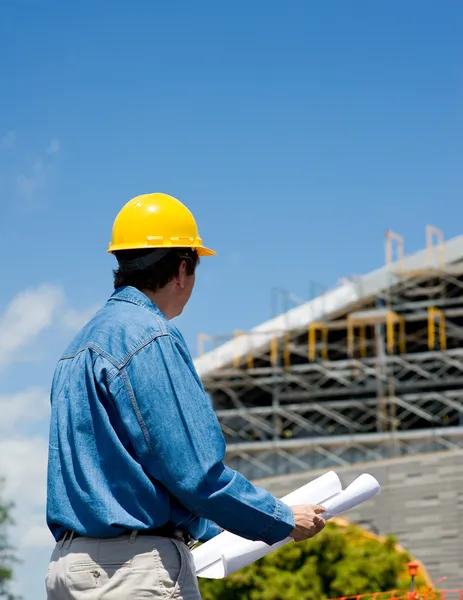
[233,330,255,368]
[199,225,448,368]
[270,336,278,367]
[268,334,291,368]
[347,312,406,357]
[197,329,293,369]
[308,322,328,362]
[386,312,406,354]
[426,224,445,268]
[385,229,404,270]
[386,225,445,273]
[197,333,212,358]
[358,324,367,358]
[200,303,445,368]
[283,332,291,368]
[427,306,447,350]
[347,317,363,357]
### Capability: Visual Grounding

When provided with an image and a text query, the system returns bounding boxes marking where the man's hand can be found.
[289,504,326,542]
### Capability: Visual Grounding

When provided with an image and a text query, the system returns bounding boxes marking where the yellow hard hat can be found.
[107,193,216,256]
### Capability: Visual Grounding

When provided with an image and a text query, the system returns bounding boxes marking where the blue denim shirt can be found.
[46,286,294,545]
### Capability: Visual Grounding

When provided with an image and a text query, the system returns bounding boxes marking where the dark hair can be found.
[113,248,199,292]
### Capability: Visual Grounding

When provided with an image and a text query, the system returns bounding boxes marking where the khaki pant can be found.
[45,532,202,599]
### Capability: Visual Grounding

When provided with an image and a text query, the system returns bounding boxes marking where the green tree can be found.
[0,479,18,600]
[199,521,429,600]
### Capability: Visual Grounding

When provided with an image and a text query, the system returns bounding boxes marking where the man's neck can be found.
[141,288,177,320]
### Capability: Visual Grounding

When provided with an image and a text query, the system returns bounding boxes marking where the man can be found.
[45,193,326,599]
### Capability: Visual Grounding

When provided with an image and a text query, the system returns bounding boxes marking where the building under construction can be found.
[194,226,463,586]
[194,226,463,481]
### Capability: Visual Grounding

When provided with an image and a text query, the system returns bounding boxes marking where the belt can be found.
[59,525,196,548]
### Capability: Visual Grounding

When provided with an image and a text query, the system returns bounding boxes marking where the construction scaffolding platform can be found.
[194,227,463,480]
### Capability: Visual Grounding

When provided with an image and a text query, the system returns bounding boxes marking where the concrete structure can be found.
[255,450,463,588]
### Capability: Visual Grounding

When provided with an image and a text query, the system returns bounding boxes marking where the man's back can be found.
[47,285,217,543]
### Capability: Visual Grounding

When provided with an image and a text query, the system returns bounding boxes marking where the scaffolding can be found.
[197,226,463,480]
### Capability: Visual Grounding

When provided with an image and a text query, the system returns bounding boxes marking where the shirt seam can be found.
[257,497,283,543]
[119,368,154,454]
[61,343,119,367]
[61,332,170,372]
[118,331,170,369]
[116,332,172,452]
[109,295,168,335]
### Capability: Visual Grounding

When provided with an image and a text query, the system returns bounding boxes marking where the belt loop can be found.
[59,532,68,549]
[66,531,75,549]
[129,530,137,544]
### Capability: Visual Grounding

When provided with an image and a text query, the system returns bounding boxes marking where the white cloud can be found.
[0,394,51,528]
[46,138,60,155]
[0,284,101,369]
[61,304,99,331]
[0,435,54,580]
[0,283,100,600]
[0,284,65,367]
[11,136,60,199]
[0,437,49,515]
[0,387,50,432]
[21,518,53,549]
[0,426,54,599]
[0,130,17,150]
[16,159,47,198]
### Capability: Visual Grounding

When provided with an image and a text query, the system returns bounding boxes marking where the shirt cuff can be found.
[258,499,295,546]
[200,521,223,541]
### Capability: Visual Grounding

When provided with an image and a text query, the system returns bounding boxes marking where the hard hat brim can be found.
[107,243,216,256]
[197,246,216,257]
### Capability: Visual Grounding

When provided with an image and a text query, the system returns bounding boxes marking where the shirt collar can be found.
[109,286,168,320]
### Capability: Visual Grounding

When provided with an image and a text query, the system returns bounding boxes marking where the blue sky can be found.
[0,1,462,598]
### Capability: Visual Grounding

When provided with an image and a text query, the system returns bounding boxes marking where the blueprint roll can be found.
[321,473,381,520]
[193,471,342,579]
[193,471,381,579]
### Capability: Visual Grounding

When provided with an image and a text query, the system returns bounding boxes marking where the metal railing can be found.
[330,563,462,600]
[331,592,463,600]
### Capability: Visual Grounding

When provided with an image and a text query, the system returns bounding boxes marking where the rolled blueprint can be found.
[193,471,381,579]
[193,471,342,578]
[321,473,381,520]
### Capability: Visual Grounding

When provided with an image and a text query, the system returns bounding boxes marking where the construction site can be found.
[194,225,463,589]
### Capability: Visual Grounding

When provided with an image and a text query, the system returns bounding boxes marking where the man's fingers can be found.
[313,505,326,514]
[313,516,326,530]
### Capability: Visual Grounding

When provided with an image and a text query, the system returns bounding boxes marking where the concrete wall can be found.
[254,450,463,589]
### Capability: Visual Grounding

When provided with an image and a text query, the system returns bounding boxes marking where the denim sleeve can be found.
[120,334,295,546]
[201,521,223,541]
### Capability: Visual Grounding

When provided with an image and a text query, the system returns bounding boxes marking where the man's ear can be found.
[176,260,187,289]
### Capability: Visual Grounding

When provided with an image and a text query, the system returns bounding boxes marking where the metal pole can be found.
[272,385,282,473]
[375,297,388,433]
